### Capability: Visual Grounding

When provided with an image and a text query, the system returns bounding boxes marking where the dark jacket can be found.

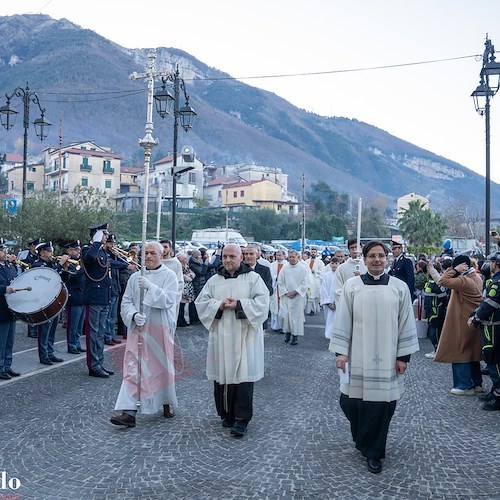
[0,262,18,323]
[189,256,208,298]
[389,255,415,297]
[81,242,112,305]
[61,264,86,306]
[252,262,273,296]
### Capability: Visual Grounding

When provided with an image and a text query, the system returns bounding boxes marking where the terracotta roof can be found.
[206,176,239,187]
[222,179,272,189]
[3,153,23,163]
[120,166,144,173]
[65,148,122,159]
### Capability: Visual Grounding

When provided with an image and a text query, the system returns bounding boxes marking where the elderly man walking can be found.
[110,241,180,428]
[195,244,269,437]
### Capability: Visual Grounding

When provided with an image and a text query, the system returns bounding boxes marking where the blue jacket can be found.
[61,264,86,306]
[81,242,112,305]
[0,262,18,323]
[389,255,415,297]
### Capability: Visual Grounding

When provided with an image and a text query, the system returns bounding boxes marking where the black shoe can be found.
[284,332,291,343]
[110,413,136,427]
[77,347,86,352]
[478,390,496,402]
[104,340,115,346]
[68,348,80,354]
[482,397,500,411]
[367,458,382,474]
[221,417,234,428]
[101,367,115,375]
[40,359,53,365]
[89,369,109,378]
[112,339,122,344]
[0,372,11,380]
[481,368,490,376]
[49,356,64,363]
[177,321,188,327]
[27,333,38,338]
[309,311,315,316]
[230,421,247,437]
[5,369,20,377]
[163,404,175,418]
[290,335,298,345]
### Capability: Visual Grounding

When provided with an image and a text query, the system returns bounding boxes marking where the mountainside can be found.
[0,13,498,212]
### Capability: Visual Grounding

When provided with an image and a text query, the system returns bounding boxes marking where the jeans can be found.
[66,305,85,351]
[85,304,109,371]
[452,361,482,390]
[105,295,119,342]
[0,321,15,372]
[38,316,59,361]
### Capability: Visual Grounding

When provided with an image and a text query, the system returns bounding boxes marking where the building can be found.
[114,166,144,212]
[43,141,121,197]
[1,161,45,199]
[396,192,429,219]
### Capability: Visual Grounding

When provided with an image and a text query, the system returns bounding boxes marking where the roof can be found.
[222,179,277,189]
[120,166,144,174]
[64,148,122,160]
[206,176,239,187]
[3,153,23,163]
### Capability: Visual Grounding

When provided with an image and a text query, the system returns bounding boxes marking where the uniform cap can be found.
[88,222,108,231]
[106,233,116,243]
[487,251,500,264]
[64,240,81,249]
[36,241,53,253]
[28,238,41,247]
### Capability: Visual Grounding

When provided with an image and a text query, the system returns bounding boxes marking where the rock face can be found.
[0,13,497,211]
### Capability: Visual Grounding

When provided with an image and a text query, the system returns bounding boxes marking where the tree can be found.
[398,200,446,248]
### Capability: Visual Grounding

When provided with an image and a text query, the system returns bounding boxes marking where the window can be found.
[233,191,237,198]
[105,179,112,189]
[30,166,36,172]
[103,160,114,174]
[81,178,89,187]
[188,172,196,184]
[80,157,92,172]
[240,190,244,197]
[277,204,282,211]
[27,182,34,191]
[52,180,58,191]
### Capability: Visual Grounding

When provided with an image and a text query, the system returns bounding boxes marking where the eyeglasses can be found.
[365,253,387,259]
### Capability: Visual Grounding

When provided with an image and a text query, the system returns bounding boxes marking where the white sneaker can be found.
[474,386,485,393]
[424,351,436,359]
[450,387,475,396]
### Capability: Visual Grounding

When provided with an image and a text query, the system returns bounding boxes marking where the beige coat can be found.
[434,268,483,363]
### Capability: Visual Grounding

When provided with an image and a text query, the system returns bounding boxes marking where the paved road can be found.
[1,314,499,499]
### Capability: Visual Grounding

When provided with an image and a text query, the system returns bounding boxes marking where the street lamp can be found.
[472,36,500,255]
[154,68,196,252]
[0,83,51,206]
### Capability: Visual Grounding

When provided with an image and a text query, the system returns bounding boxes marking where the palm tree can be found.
[398,200,446,247]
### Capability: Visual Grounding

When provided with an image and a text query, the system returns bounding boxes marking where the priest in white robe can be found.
[110,241,180,428]
[269,250,287,331]
[304,248,325,315]
[278,250,310,345]
[195,244,269,438]
[320,257,340,340]
[330,241,419,474]
[160,239,184,316]
[334,238,367,305]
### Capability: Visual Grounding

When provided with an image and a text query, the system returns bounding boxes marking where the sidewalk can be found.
[0,314,499,499]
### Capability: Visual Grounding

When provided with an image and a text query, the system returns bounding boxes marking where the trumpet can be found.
[112,247,141,268]
[56,256,81,266]
[7,255,30,269]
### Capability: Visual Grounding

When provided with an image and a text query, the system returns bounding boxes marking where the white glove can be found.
[138,276,151,290]
[134,313,146,326]
[92,230,104,243]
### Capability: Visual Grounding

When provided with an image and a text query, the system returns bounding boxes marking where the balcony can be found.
[103,165,114,174]
[80,163,92,172]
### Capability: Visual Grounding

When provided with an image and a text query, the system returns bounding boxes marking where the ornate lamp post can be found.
[0,83,51,206]
[471,36,500,254]
[153,69,196,252]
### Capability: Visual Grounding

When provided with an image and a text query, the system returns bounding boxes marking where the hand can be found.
[223,298,238,310]
[454,263,469,274]
[92,230,104,243]
[336,355,348,372]
[328,303,336,311]
[134,313,146,326]
[138,276,150,289]
[396,360,407,374]
[127,263,138,271]
[5,286,14,294]
[58,255,70,266]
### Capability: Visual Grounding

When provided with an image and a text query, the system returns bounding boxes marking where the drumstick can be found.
[12,286,32,292]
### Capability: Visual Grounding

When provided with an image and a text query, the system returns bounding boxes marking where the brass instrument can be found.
[56,256,81,266]
[113,247,141,269]
[7,255,30,269]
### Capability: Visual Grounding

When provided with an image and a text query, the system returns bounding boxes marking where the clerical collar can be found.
[147,264,162,271]
[361,272,389,285]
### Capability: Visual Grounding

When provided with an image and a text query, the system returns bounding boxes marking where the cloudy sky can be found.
[2,0,500,183]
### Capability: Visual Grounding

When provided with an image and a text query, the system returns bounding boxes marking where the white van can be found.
[191,228,247,246]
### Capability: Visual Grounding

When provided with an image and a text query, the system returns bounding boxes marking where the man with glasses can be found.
[330,241,418,474]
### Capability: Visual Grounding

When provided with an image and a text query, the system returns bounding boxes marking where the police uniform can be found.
[471,251,500,410]
[0,242,20,378]
[60,240,86,354]
[388,243,415,298]
[31,242,65,365]
[22,238,40,338]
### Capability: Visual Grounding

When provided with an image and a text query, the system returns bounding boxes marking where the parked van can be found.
[191,228,247,246]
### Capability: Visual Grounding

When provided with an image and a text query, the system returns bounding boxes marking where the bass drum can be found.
[6,267,68,325]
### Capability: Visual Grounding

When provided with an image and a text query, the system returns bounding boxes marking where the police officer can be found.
[468,251,500,411]
[81,224,135,378]
[60,240,86,354]
[389,240,415,298]
[0,241,20,379]
[22,238,40,338]
[32,242,66,365]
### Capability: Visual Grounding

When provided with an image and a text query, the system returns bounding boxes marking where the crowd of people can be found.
[1,230,499,475]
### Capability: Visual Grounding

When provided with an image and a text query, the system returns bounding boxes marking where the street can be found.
[0,313,499,500]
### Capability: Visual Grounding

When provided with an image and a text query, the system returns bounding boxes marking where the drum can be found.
[6,267,68,325]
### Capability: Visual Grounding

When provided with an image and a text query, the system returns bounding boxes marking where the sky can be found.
[2,0,500,183]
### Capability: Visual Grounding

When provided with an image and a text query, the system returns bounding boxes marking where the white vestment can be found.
[269,260,287,329]
[195,268,269,385]
[334,258,367,304]
[278,263,310,336]
[115,265,180,414]
[320,269,337,339]
[329,274,419,402]
[162,257,184,318]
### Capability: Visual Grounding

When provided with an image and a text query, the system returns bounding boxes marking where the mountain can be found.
[0,13,497,212]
